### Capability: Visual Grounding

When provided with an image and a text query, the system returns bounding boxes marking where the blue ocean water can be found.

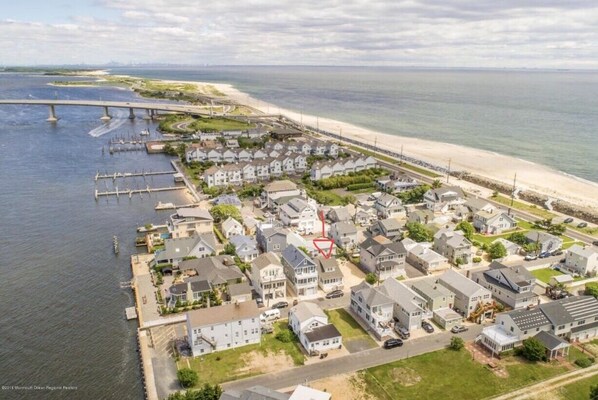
[113,66,598,183]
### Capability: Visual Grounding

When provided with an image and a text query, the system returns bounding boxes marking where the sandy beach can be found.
[208,81,598,212]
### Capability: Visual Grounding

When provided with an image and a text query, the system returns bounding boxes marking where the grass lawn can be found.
[179,321,304,387]
[361,349,569,400]
[188,116,255,132]
[473,232,518,246]
[325,309,376,343]
[558,375,598,400]
[531,268,564,284]
[491,195,556,219]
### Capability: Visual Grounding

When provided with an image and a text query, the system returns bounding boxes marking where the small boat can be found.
[155,201,176,210]
[113,235,119,254]
[140,129,150,136]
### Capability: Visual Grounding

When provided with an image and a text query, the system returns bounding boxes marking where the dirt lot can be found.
[310,372,374,400]
[238,351,295,375]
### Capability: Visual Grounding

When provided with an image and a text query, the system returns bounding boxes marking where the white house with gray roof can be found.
[328,221,358,252]
[221,217,244,239]
[178,255,245,289]
[424,186,466,213]
[437,269,492,319]
[433,228,473,266]
[473,210,517,235]
[472,262,538,309]
[564,244,598,276]
[524,231,563,254]
[168,208,214,238]
[374,193,406,219]
[281,245,319,299]
[350,281,395,338]
[360,235,407,280]
[288,302,342,355]
[402,238,449,274]
[368,218,403,240]
[315,256,344,292]
[251,252,286,304]
[155,233,217,267]
[382,278,430,333]
[229,235,259,262]
[187,301,261,356]
[279,197,318,235]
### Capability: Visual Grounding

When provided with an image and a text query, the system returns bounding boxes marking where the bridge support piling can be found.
[101,106,111,121]
[129,108,135,120]
[143,109,151,120]
[47,105,58,122]
[150,109,155,119]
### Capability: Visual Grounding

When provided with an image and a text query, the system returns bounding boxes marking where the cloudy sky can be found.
[2,0,598,68]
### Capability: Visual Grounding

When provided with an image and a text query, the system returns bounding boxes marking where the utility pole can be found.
[316,116,319,131]
[510,172,517,207]
[446,158,452,183]
[400,144,404,164]
[339,127,343,144]
[374,136,378,153]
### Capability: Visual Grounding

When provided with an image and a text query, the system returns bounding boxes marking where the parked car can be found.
[422,321,435,333]
[564,218,574,223]
[538,252,551,259]
[451,325,468,334]
[578,222,588,228]
[260,309,281,322]
[524,254,538,261]
[383,338,404,349]
[256,297,265,308]
[271,301,289,309]
[551,250,564,256]
[592,241,598,247]
[394,324,410,339]
[325,290,344,299]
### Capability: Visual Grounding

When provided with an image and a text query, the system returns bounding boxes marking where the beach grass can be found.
[490,195,556,219]
[346,145,441,178]
[361,349,569,400]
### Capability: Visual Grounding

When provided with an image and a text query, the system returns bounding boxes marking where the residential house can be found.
[268,158,283,177]
[202,166,227,188]
[408,209,434,225]
[328,221,358,252]
[222,149,237,163]
[270,127,303,140]
[226,281,252,303]
[236,149,252,162]
[472,262,538,309]
[326,142,339,157]
[229,235,259,262]
[311,142,327,156]
[286,231,319,258]
[382,278,430,333]
[492,238,522,258]
[207,149,223,163]
[374,193,406,219]
[433,228,473,266]
[168,278,212,307]
[155,233,217,267]
[253,149,268,159]
[288,302,342,355]
[168,208,214,238]
[293,154,308,172]
[376,176,419,193]
[251,252,287,303]
[260,180,301,210]
[212,194,242,209]
[256,223,289,253]
[179,255,245,289]
[424,186,466,213]
[315,256,344,292]
[279,198,318,234]
[473,210,517,234]
[402,238,449,274]
[281,244,319,299]
[327,206,352,223]
[410,279,461,329]
[564,245,598,276]
[243,216,258,236]
[186,301,261,356]
[225,139,239,149]
[186,147,208,163]
[437,269,493,319]
[300,142,312,155]
[354,205,377,226]
[254,160,270,181]
[222,130,244,138]
[310,162,332,181]
[480,295,598,355]
[350,281,395,338]
[368,218,403,240]
[464,198,496,215]
[241,163,256,183]
[524,231,563,253]
[359,235,407,280]
[221,217,244,239]
[279,155,295,174]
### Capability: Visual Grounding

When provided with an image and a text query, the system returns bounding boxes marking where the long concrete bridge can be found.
[0,99,281,122]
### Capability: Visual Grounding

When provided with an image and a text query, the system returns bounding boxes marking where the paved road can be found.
[222,324,484,391]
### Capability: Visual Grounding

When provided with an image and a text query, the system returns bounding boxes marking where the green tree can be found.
[431,179,442,189]
[396,184,431,204]
[523,242,539,254]
[488,242,508,260]
[508,232,528,246]
[455,221,474,240]
[548,224,566,236]
[585,282,598,298]
[209,204,243,223]
[590,384,598,400]
[177,368,199,388]
[521,337,545,362]
[224,243,237,256]
[449,336,464,351]
[365,273,378,285]
[405,222,434,243]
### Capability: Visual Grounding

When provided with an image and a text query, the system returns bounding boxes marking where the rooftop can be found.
[304,324,342,343]
[187,301,260,327]
[290,301,327,323]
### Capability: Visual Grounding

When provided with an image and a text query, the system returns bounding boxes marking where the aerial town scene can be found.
[1,2,598,400]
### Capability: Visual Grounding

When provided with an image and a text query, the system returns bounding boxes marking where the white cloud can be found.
[1,0,598,67]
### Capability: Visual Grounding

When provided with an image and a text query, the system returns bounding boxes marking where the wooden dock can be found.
[95,185,186,199]
[95,170,176,181]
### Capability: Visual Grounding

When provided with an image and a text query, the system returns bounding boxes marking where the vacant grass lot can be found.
[361,349,569,400]
[531,268,564,283]
[179,321,304,387]
[325,309,375,342]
